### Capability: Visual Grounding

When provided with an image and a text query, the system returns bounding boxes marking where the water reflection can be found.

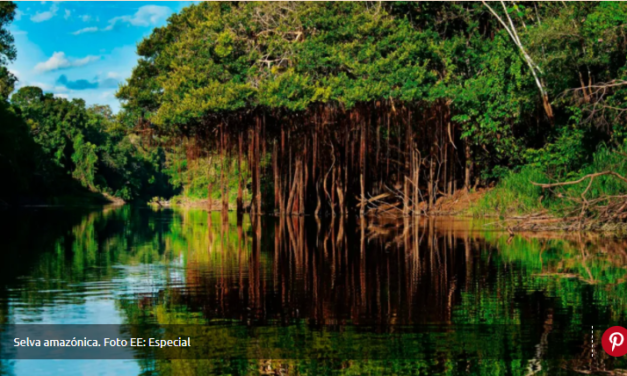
[1,207,627,375]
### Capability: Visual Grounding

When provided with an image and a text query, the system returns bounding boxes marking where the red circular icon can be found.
[602,326,627,357]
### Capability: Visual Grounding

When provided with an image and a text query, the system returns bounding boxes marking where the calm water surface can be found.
[1,207,627,375]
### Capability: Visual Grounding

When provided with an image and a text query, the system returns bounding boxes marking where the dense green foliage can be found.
[0,2,88,204]
[118,2,627,162]
[1,90,158,204]
[113,1,627,214]
[0,85,173,203]
[3,2,627,212]
[164,155,251,206]
[9,87,173,201]
[475,140,627,218]
[0,2,16,100]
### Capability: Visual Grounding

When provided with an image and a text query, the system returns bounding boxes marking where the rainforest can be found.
[0,1,626,226]
[2,2,627,376]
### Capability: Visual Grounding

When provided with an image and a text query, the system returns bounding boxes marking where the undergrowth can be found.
[472,141,627,218]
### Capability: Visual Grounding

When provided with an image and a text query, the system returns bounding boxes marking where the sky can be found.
[8,1,194,113]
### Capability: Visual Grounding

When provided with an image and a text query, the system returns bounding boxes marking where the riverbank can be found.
[148,197,243,211]
[150,184,627,234]
[1,191,123,208]
[432,186,627,233]
[152,189,486,216]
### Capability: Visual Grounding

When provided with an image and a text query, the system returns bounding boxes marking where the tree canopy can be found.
[3,1,627,213]
[119,2,627,161]
[116,2,627,215]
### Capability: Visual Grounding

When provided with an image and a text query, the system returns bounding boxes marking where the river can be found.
[0,207,626,375]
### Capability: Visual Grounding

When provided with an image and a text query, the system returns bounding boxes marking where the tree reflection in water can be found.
[2,207,627,375]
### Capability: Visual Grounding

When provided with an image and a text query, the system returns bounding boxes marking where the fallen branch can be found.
[531,171,627,189]
[497,171,627,231]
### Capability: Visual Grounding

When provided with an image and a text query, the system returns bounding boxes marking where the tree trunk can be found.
[429,153,435,211]
[465,143,472,191]
[299,158,305,215]
[221,151,229,213]
[237,133,244,214]
[359,111,367,217]
[337,166,345,216]
[314,181,321,217]
[255,117,262,215]
[207,182,213,211]
[482,0,554,121]
[414,150,420,216]
[286,161,300,215]
[331,165,337,216]
[403,178,410,217]
[360,173,366,217]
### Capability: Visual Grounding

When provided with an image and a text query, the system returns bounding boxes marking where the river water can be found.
[1,207,626,375]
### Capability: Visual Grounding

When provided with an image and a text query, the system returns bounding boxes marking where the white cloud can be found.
[54,93,69,99]
[121,5,171,26]
[30,3,58,23]
[81,5,171,33]
[72,27,98,35]
[64,9,71,20]
[11,34,135,113]
[81,15,91,22]
[74,55,100,67]
[15,9,24,21]
[72,5,172,35]
[34,52,100,73]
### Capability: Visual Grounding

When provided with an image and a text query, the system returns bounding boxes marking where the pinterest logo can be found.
[602,326,627,357]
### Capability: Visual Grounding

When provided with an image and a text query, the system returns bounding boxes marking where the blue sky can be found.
[8,1,194,112]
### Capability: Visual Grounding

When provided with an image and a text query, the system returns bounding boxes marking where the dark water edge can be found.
[0,206,626,375]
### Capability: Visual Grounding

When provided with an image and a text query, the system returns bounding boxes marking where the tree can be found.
[0,2,16,100]
[0,2,16,65]
[481,1,554,121]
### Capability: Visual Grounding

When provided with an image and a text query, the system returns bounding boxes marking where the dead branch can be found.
[531,171,627,189]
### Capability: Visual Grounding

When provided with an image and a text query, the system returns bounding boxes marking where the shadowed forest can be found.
[2,2,627,227]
